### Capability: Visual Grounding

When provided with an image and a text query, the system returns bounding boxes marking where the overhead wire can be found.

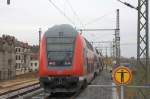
[84,10,114,27]
[48,0,116,33]
[120,42,136,46]
[65,0,85,29]
[48,0,76,27]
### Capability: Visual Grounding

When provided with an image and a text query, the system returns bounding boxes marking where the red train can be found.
[39,24,104,93]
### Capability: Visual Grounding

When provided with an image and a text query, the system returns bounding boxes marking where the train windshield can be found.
[46,37,75,67]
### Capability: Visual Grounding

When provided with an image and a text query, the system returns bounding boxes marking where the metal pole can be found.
[121,85,124,99]
[117,0,149,98]
[106,47,108,70]
[137,0,149,98]
[39,28,41,64]
[80,29,83,35]
[110,42,113,58]
[145,0,149,85]
[39,28,41,48]
[113,38,115,59]
[115,9,120,67]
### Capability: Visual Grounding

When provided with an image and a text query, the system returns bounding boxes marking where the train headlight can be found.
[48,61,56,66]
[64,61,71,65]
[48,77,53,80]
[79,76,84,81]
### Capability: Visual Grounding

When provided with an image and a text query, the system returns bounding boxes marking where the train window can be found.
[96,49,99,54]
[59,32,64,37]
[46,37,74,44]
[47,44,73,52]
[84,38,93,51]
[47,51,72,66]
[46,37,75,67]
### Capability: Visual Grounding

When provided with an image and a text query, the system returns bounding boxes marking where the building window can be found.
[35,63,37,66]
[16,55,17,60]
[18,48,20,52]
[31,63,33,66]
[30,57,32,60]
[18,63,20,69]
[16,55,20,60]
[18,55,20,60]
[8,59,12,65]
[16,63,18,69]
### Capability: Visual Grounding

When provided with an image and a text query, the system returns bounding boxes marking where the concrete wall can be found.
[0,35,16,80]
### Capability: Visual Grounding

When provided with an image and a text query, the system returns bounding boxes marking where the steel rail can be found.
[0,82,40,99]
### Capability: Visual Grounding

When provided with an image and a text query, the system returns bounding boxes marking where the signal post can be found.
[113,66,133,99]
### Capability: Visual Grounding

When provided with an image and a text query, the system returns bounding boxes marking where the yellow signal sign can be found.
[113,66,132,85]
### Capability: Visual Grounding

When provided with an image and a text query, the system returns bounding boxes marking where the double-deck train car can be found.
[39,24,104,93]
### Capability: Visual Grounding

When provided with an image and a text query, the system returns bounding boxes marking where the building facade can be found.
[29,53,39,72]
[15,42,31,75]
[29,60,38,72]
[0,35,16,80]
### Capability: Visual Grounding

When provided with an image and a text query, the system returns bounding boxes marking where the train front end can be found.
[39,24,85,93]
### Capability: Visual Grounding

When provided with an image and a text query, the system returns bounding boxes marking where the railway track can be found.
[49,90,83,99]
[31,87,84,99]
[0,82,41,99]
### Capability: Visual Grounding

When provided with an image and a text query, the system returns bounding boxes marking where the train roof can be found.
[45,24,78,37]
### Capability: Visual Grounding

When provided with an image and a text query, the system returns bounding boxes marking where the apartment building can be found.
[15,42,31,75]
[29,53,39,72]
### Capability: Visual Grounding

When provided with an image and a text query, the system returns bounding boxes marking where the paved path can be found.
[77,70,116,99]
[30,70,119,99]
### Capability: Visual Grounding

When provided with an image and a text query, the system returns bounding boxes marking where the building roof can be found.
[29,45,39,53]
[15,41,29,48]
[30,53,39,60]
[0,35,15,46]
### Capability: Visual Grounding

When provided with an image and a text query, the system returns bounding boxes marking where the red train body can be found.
[39,24,104,93]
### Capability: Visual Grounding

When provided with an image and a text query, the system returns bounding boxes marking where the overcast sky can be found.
[0,0,149,57]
